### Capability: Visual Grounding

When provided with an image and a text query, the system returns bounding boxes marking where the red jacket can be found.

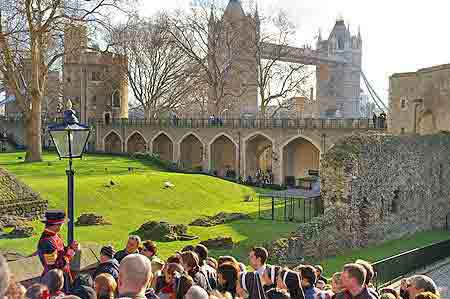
[37,229,75,278]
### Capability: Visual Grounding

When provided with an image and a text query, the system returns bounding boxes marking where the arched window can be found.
[338,38,344,49]
[112,90,121,108]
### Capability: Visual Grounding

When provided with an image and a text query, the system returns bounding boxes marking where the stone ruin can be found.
[133,221,198,242]
[271,133,450,264]
[75,213,112,226]
[200,237,234,249]
[190,212,250,227]
[0,168,47,220]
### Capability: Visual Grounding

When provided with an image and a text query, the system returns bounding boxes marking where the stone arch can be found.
[280,135,321,186]
[126,131,147,153]
[243,132,275,182]
[208,133,238,177]
[179,132,204,171]
[151,131,174,161]
[103,130,122,153]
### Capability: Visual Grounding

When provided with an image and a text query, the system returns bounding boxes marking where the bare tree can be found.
[110,13,196,120]
[256,11,311,117]
[0,0,133,161]
[169,4,252,116]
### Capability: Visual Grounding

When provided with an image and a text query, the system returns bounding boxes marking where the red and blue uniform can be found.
[37,228,75,280]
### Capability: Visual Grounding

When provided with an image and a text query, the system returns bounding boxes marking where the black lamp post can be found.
[48,100,91,245]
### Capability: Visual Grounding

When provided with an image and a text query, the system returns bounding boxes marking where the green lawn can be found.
[0,152,298,261]
[0,152,448,272]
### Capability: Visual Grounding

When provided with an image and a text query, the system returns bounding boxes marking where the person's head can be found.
[341,264,366,291]
[415,292,440,299]
[163,263,183,284]
[299,266,317,288]
[207,257,218,270]
[25,284,48,299]
[0,253,10,298]
[193,244,208,266]
[43,210,66,233]
[355,259,374,286]
[94,274,117,299]
[151,258,164,275]
[5,275,25,299]
[72,273,94,289]
[166,255,181,265]
[118,254,152,295]
[248,247,268,270]
[142,240,157,259]
[185,285,208,299]
[262,265,281,287]
[217,263,239,294]
[316,280,326,290]
[99,245,116,263]
[42,269,64,294]
[406,275,438,299]
[217,256,238,267]
[125,235,141,253]
[180,251,199,273]
[267,289,291,299]
[314,265,324,278]
[380,288,400,299]
[181,245,195,252]
[380,293,396,299]
[331,272,343,293]
[276,269,305,299]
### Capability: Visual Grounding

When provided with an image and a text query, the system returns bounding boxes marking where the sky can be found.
[139,0,450,105]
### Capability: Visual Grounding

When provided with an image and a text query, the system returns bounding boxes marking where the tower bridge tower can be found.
[316,18,362,118]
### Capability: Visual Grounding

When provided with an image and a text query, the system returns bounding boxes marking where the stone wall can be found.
[271,133,450,264]
[0,168,47,220]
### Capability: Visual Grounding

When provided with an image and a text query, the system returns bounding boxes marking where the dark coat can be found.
[93,259,120,281]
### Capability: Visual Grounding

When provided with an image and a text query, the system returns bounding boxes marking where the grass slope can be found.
[0,152,448,272]
[0,152,297,260]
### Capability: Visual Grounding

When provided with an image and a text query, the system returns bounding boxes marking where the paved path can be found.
[427,262,450,299]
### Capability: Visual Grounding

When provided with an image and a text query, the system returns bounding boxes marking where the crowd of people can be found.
[0,211,442,299]
[0,235,442,299]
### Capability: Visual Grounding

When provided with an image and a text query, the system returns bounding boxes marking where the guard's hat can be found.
[42,210,66,225]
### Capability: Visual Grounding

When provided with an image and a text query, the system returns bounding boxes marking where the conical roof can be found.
[224,0,244,19]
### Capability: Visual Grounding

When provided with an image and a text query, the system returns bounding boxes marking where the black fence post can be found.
[271,197,275,221]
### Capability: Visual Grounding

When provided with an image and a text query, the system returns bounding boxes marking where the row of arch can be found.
[103,130,320,184]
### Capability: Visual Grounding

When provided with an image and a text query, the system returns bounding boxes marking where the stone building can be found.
[5,25,129,124]
[64,25,128,124]
[315,18,362,118]
[389,63,450,135]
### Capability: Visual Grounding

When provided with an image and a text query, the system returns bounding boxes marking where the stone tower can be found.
[208,0,259,116]
[63,24,128,123]
[316,18,362,118]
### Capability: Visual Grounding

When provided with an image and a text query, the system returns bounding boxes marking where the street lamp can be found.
[48,100,91,245]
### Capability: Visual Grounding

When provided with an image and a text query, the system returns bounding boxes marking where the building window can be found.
[67,76,71,83]
[401,128,405,134]
[400,98,408,110]
[91,96,97,109]
[338,38,344,49]
[104,112,111,125]
[112,90,121,108]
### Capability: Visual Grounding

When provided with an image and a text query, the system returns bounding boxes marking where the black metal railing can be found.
[258,195,323,222]
[372,238,450,289]
[1,117,387,130]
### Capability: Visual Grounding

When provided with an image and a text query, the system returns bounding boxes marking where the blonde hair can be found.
[95,273,117,299]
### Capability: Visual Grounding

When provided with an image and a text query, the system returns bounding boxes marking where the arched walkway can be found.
[209,134,237,178]
[244,133,273,181]
[126,132,147,154]
[104,131,122,153]
[179,133,203,171]
[152,132,174,161]
[418,110,435,135]
[281,136,320,186]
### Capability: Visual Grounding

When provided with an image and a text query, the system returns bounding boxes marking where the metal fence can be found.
[372,238,450,289]
[0,116,388,130]
[258,195,323,222]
